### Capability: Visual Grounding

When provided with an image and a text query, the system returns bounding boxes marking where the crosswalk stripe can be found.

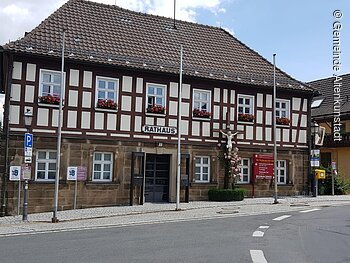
[250,250,268,263]
[272,215,291,221]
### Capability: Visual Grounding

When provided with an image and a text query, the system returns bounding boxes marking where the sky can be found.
[0,0,349,123]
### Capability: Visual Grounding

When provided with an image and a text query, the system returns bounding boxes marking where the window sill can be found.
[237,121,254,125]
[85,181,119,186]
[192,117,211,122]
[276,124,290,127]
[38,103,61,108]
[30,180,66,184]
[145,112,166,118]
[95,108,118,113]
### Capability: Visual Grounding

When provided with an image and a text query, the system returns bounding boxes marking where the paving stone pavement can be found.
[0,195,349,236]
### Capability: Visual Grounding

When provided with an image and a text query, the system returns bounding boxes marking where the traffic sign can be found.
[24,156,32,164]
[21,164,31,180]
[24,133,33,148]
[67,167,78,181]
[24,147,32,157]
[9,166,21,181]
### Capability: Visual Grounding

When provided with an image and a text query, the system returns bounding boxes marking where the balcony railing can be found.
[323,132,350,147]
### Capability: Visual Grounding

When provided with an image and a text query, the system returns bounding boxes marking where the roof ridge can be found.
[308,72,350,84]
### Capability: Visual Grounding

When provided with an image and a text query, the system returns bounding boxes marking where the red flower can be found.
[147,105,165,114]
[238,113,254,122]
[97,99,117,110]
[39,95,60,105]
[193,108,211,118]
[276,117,290,125]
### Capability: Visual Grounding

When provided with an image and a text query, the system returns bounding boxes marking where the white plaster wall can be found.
[69,69,79,87]
[82,92,91,108]
[169,101,178,116]
[192,121,200,136]
[222,107,227,121]
[9,105,20,124]
[37,108,49,126]
[170,82,178,97]
[146,117,154,125]
[246,126,253,140]
[223,89,228,103]
[283,129,289,142]
[257,110,263,124]
[292,113,299,127]
[134,116,142,132]
[122,76,132,92]
[181,102,189,117]
[10,84,21,101]
[94,112,104,130]
[303,99,308,112]
[169,119,177,127]
[230,90,235,104]
[135,97,142,112]
[157,118,165,126]
[12,62,22,80]
[120,115,131,131]
[68,90,78,107]
[266,111,272,125]
[230,108,235,121]
[52,110,58,127]
[67,111,77,128]
[257,93,263,107]
[292,97,301,111]
[122,96,132,111]
[256,127,263,140]
[292,129,297,142]
[265,127,272,141]
[182,84,190,99]
[266,94,272,108]
[299,130,307,143]
[276,128,281,142]
[300,115,307,127]
[203,122,210,137]
[214,105,220,119]
[136,78,143,93]
[26,63,36,82]
[81,112,91,129]
[180,120,188,135]
[214,88,220,102]
[83,71,92,88]
[107,113,117,130]
[25,85,34,103]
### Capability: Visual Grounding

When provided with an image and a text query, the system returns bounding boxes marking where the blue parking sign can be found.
[24,133,33,148]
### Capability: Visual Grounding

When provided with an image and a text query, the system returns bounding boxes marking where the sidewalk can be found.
[0,195,349,236]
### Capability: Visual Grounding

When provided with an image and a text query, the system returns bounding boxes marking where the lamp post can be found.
[311,121,320,197]
[23,109,33,221]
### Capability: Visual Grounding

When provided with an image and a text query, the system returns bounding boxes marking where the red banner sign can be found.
[253,154,274,181]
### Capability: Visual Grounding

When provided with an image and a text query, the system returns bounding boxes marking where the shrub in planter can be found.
[208,188,246,201]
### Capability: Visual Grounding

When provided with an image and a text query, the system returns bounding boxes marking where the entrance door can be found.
[145,154,170,202]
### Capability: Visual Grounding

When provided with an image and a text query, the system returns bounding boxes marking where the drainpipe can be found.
[0,51,13,217]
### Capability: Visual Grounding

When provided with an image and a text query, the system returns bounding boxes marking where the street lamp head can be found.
[24,109,33,128]
[311,121,319,135]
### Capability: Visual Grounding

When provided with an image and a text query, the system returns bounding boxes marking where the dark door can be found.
[145,154,170,202]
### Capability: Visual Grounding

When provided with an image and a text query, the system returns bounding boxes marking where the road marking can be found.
[252,230,265,237]
[250,250,268,263]
[259,226,270,229]
[272,215,291,221]
[299,208,321,213]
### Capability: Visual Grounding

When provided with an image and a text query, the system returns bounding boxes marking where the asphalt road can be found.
[0,205,349,263]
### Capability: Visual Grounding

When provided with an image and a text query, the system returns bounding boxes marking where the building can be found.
[309,73,350,179]
[0,0,314,215]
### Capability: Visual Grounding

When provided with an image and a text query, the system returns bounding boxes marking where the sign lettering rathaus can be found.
[142,125,177,135]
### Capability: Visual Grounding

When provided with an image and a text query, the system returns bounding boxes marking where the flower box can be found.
[276,117,290,125]
[147,105,165,114]
[238,113,254,122]
[97,99,117,110]
[38,95,60,105]
[193,108,211,118]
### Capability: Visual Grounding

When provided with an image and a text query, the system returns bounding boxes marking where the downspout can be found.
[0,50,13,217]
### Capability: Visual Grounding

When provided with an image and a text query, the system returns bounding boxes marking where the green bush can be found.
[208,188,246,201]
[318,175,350,195]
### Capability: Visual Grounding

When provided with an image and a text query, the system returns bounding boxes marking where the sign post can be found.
[331,161,337,196]
[67,167,78,209]
[10,166,21,215]
[23,133,33,221]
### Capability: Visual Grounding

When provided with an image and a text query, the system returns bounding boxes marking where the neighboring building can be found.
[0,0,313,214]
[309,73,350,179]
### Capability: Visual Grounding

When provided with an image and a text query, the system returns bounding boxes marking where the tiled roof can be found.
[309,73,350,119]
[3,0,312,92]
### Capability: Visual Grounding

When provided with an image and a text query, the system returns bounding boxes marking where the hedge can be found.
[208,188,246,201]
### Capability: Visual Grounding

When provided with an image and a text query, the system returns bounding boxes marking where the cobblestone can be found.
[0,195,349,236]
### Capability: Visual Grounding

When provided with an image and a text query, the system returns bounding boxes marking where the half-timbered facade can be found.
[0,0,314,214]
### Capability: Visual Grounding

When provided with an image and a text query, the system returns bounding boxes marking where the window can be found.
[237,158,250,184]
[194,156,210,182]
[35,150,57,181]
[311,98,324,108]
[96,77,118,109]
[276,99,290,118]
[39,70,62,97]
[93,152,113,182]
[193,89,211,114]
[238,95,254,115]
[146,83,166,113]
[276,160,287,184]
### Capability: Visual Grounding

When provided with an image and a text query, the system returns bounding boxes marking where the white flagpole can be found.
[176,45,183,210]
[273,54,278,204]
[52,31,65,222]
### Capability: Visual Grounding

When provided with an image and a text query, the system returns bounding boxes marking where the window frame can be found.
[192,89,211,114]
[145,83,167,112]
[276,160,287,185]
[194,156,210,183]
[237,158,250,184]
[237,94,255,120]
[35,150,57,181]
[95,76,119,109]
[275,99,290,119]
[39,69,64,98]
[92,152,113,182]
